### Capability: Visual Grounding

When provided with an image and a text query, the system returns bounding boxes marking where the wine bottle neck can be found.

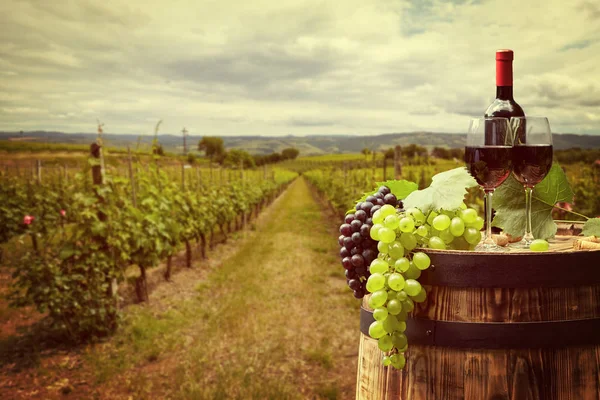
[496,86,514,100]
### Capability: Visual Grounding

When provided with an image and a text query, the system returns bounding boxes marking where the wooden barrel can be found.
[356,236,600,399]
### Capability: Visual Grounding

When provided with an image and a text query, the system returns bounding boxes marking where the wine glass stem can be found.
[524,186,534,243]
[484,190,494,245]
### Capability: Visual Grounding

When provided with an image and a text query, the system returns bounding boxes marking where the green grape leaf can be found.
[492,164,574,240]
[375,180,419,200]
[582,218,600,237]
[402,167,478,213]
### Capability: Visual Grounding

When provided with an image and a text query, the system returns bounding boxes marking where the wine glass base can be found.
[510,239,532,249]
[475,241,510,252]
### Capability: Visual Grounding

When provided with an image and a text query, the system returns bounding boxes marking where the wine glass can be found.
[465,117,514,251]
[510,117,553,248]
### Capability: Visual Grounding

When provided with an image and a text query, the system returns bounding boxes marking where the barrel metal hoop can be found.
[419,250,600,288]
[360,307,600,349]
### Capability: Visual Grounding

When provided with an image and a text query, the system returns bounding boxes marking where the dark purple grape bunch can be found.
[338,185,404,299]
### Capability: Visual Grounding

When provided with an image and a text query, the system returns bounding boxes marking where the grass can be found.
[72,177,359,399]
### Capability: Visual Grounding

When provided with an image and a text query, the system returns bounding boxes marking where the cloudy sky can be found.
[0,0,599,136]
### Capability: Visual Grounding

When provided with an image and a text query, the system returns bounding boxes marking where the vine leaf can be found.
[492,164,574,240]
[402,167,478,213]
[582,218,600,237]
[376,180,419,201]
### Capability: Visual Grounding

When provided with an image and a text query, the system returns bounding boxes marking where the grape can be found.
[388,242,404,259]
[368,320,386,339]
[370,223,383,240]
[362,249,377,264]
[351,246,362,256]
[372,210,384,225]
[345,269,357,279]
[386,290,398,301]
[378,186,391,195]
[345,214,355,224]
[355,266,367,276]
[387,273,406,291]
[377,241,389,254]
[396,290,408,301]
[373,307,389,321]
[350,220,362,233]
[411,287,427,303]
[402,297,415,312]
[378,335,394,351]
[404,279,422,296]
[341,256,352,270]
[432,214,451,231]
[426,210,438,226]
[407,208,426,225]
[384,214,400,230]
[366,195,378,204]
[404,262,421,280]
[461,208,478,224]
[386,299,402,315]
[378,227,396,244]
[352,232,362,244]
[399,217,415,233]
[416,225,428,237]
[340,223,352,236]
[382,356,392,367]
[340,247,350,258]
[390,352,406,369]
[468,216,485,231]
[413,252,430,270]
[380,204,396,218]
[338,235,345,246]
[370,259,388,274]
[351,254,365,268]
[428,236,446,250]
[440,229,454,244]
[396,321,407,332]
[530,239,549,252]
[464,227,482,245]
[450,217,465,237]
[348,279,361,290]
[394,257,410,272]
[343,237,354,250]
[400,232,417,251]
[353,288,365,299]
[368,289,388,308]
[355,210,367,222]
[383,314,399,333]
[360,202,374,214]
[384,193,397,205]
[360,224,371,238]
[366,273,385,292]
[452,236,470,250]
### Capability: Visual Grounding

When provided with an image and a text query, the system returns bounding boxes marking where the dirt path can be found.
[1,178,360,400]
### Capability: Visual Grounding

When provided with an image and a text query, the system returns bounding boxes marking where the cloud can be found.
[0,0,598,135]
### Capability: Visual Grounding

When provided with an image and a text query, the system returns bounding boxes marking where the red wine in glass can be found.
[512,144,553,187]
[465,146,513,190]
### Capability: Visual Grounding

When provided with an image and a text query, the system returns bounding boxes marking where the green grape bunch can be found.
[366,203,482,370]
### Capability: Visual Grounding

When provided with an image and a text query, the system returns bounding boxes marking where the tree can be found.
[281,147,300,160]
[383,148,395,160]
[198,137,225,162]
[224,149,255,169]
[361,148,372,159]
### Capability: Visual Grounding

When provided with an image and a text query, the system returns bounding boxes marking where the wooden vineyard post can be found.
[196,165,201,190]
[127,147,137,207]
[36,160,42,184]
[382,156,387,181]
[90,143,121,306]
[394,145,402,179]
[181,163,185,190]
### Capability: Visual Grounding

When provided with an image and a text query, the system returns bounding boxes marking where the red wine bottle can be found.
[484,49,525,144]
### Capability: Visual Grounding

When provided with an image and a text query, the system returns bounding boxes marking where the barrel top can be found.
[419,235,600,288]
